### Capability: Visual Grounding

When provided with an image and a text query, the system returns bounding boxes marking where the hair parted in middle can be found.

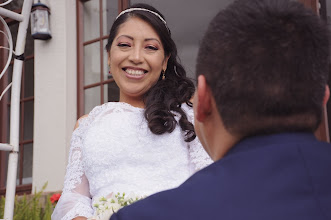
[196,0,330,137]
[106,3,196,142]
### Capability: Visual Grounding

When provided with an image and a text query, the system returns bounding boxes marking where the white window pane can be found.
[85,86,101,114]
[103,0,118,36]
[84,42,101,85]
[23,101,34,140]
[22,143,33,184]
[84,0,100,41]
[103,39,110,81]
[24,59,34,98]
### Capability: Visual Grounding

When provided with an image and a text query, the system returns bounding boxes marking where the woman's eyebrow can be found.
[116,35,161,45]
[116,35,133,40]
[145,38,161,45]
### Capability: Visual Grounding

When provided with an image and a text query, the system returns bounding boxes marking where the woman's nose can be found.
[129,47,143,64]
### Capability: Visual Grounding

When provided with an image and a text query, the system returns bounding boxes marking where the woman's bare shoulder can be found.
[74,114,89,130]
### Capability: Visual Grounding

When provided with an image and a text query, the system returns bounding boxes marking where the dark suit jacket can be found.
[110,132,331,220]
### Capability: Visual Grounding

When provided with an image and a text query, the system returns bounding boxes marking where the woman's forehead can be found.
[115,17,160,40]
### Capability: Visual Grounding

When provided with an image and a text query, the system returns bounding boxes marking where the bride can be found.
[51,3,212,220]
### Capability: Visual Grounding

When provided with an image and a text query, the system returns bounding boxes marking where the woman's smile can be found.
[123,67,148,79]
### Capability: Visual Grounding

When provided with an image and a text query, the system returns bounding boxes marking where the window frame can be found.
[76,0,128,118]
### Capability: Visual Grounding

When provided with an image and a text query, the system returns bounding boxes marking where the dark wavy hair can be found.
[105,3,196,142]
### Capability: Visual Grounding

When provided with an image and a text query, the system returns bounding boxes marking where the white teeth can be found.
[125,69,145,75]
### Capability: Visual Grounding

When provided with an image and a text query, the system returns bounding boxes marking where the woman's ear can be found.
[162,55,170,71]
[196,75,212,122]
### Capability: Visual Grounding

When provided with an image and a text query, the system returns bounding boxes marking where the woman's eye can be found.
[146,45,158,51]
[118,43,130,48]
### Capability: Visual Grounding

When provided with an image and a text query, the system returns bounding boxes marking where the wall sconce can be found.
[30,1,51,40]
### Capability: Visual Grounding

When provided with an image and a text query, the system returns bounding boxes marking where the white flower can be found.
[87,192,145,220]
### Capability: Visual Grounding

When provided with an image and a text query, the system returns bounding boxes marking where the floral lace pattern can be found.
[62,103,105,194]
[52,192,93,220]
[181,104,213,170]
[61,198,93,220]
[52,102,212,220]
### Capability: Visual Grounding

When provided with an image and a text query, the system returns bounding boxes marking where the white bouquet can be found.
[87,192,145,220]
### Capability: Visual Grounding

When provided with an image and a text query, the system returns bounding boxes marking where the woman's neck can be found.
[119,95,145,108]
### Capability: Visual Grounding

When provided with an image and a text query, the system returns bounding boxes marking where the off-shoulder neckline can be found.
[106,102,145,111]
[95,101,192,114]
[110,102,192,110]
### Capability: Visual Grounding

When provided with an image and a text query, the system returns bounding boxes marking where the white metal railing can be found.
[0,0,33,219]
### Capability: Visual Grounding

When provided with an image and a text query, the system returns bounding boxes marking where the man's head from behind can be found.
[196,0,330,139]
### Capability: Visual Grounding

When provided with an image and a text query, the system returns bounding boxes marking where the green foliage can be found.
[0,182,56,220]
[0,196,5,218]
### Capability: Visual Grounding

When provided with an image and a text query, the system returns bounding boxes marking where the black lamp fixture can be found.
[30,0,52,40]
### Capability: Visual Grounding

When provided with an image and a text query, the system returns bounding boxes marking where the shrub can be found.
[0,182,57,220]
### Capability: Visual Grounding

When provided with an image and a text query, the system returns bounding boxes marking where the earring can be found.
[162,70,165,80]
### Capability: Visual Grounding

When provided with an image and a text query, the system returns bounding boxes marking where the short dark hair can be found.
[106,3,196,141]
[196,0,330,136]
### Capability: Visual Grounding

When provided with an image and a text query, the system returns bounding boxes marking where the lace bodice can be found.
[51,102,212,220]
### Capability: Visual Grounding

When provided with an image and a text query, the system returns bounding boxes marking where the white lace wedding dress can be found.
[51,102,212,220]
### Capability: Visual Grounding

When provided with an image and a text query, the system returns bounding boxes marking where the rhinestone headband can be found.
[115,8,169,31]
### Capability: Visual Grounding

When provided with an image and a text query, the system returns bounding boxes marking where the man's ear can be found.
[323,85,330,106]
[196,75,212,122]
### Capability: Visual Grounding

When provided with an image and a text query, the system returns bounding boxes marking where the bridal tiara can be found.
[115,8,169,31]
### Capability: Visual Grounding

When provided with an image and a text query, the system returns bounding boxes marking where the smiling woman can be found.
[105,4,197,138]
[51,3,212,220]
[108,17,168,106]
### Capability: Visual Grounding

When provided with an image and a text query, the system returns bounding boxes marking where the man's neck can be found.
[202,112,242,161]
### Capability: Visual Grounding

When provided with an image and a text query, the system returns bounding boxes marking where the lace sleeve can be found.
[188,134,213,171]
[51,117,94,220]
[182,103,213,172]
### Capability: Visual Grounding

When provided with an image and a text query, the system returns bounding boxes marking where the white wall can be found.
[33,0,77,192]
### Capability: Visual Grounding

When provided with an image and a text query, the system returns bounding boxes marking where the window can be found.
[77,0,127,116]
[0,0,34,195]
